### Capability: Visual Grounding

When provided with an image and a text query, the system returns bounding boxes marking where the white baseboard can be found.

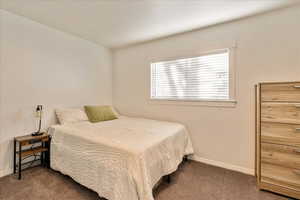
[191,155,255,176]
[0,168,12,178]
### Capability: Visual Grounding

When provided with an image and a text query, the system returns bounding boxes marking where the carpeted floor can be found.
[0,161,294,200]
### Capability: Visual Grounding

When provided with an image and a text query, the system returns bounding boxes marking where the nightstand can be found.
[13,133,51,179]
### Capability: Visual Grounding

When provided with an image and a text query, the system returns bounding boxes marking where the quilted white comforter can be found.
[49,116,193,200]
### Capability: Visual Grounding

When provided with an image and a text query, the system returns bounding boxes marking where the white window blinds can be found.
[151,50,230,101]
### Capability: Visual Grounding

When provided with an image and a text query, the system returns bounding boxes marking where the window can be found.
[151,49,234,102]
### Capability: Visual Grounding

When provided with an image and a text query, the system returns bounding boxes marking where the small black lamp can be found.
[32,105,43,136]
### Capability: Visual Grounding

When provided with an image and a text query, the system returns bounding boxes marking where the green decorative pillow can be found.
[84,105,117,123]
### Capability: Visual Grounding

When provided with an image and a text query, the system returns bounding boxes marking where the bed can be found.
[49,116,193,200]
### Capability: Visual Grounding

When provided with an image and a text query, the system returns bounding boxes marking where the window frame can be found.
[149,47,237,107]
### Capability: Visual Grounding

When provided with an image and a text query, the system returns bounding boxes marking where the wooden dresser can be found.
[256,82,300,199]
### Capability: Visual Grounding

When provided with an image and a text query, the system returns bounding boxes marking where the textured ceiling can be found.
[1,0,299,48]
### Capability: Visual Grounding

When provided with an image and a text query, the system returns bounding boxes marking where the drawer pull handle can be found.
[293,170,300,175]
[294,149,300,153]
[294,85,300,89]
[296,128,300,132]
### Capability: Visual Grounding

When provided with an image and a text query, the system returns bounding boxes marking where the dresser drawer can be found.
[261,103,300,124]
[261,163,300,191]
[261,83,300,102]
[261,122,300,147]
[261,143,300,169]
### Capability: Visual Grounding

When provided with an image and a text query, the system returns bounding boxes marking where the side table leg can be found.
[18,143,21,180]
[46,137,51,168]
[13,140,16,174]
[41,141,44,167]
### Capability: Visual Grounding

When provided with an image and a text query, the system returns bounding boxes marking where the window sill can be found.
[148,99,237,108]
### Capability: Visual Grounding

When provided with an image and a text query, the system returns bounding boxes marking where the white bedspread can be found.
[49,116,193,200]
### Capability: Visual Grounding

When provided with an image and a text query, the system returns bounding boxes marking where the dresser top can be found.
[259,81,300,85]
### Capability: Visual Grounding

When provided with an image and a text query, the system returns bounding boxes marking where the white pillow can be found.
[55,108,88,125]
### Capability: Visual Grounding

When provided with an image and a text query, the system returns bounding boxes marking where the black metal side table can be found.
[13,133,51,179]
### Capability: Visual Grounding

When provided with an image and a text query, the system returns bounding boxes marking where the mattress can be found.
[49,116,193,200]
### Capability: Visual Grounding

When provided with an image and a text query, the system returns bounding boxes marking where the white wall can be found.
[0,10,112,177]
[113,5,300,174]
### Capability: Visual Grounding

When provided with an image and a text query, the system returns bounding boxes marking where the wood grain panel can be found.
[261,143,300,169]
[261,122,300,147]
[261,103,300,124]
[259,182,300,199]
[257,82,300,199]
[256,84,261,181]
[261,163,300,192]
[20,147,48,158]
[261,83,300,102]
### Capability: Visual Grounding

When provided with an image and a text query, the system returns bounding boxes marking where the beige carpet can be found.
[0,161,293,200]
